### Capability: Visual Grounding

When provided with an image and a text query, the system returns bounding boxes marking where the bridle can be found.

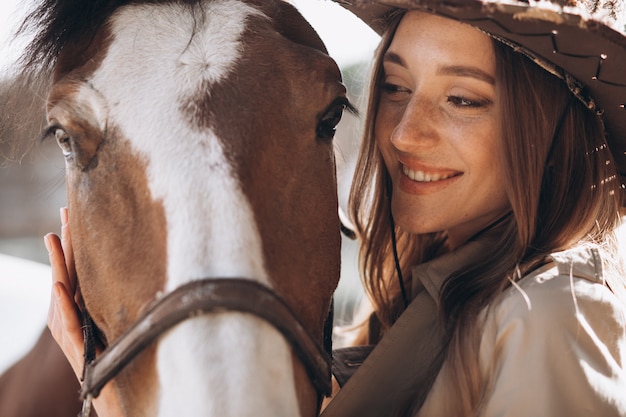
[78,278,333,417]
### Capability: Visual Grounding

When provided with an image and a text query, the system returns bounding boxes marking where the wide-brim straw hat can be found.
[333,0,626,182]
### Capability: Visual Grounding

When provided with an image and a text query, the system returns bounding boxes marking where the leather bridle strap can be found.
[79,278,332,405]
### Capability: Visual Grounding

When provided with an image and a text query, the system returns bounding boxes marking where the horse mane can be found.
[19,0,206,72]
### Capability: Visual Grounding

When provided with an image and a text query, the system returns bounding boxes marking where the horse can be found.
[0,0,349,416]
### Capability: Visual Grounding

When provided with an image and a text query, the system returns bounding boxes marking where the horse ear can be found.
[268,1,329,55]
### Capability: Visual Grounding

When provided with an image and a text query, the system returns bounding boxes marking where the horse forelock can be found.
[20,0,222,73]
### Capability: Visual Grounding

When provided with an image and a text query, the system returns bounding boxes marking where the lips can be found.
[401,164,459,183]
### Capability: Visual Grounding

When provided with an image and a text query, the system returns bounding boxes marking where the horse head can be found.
[27,1,347,415]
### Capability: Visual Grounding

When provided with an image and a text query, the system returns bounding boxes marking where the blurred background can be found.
[0,0,380,372]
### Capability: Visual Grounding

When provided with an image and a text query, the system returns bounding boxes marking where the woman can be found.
[47,0,626,416]
[323,0,626,416]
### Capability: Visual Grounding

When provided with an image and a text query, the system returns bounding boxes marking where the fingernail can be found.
[60,207,68,225]
[44,235,52,254]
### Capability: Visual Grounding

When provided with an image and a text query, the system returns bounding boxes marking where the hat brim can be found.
[334,0,626,179]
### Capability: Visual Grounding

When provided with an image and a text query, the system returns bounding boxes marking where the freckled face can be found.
[375,11,510,249]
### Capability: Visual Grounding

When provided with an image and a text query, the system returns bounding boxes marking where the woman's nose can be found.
[390,96,440,151]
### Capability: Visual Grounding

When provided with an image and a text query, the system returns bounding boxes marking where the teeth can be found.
[402,165,453,182]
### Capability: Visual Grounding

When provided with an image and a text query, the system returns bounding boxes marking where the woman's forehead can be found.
[395,11,490,47]
[388,11,495,73]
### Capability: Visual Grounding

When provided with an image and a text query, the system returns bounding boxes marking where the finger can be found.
[60,207,77,291]
[46,279,56,333]
[45,233,75,296]
[45,232,84,376]
[48,281,84,376]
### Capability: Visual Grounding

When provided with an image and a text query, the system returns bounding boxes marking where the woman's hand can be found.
[45,208,81,374]
[45,207,123,417]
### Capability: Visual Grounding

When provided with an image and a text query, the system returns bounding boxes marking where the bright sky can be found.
[291,0,380,67]
[0,0,380,74]
[0,0,25,75]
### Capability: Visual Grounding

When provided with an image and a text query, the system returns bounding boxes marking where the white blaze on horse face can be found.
[87,2,301,416]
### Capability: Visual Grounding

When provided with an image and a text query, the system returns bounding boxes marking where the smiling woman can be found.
[321,1,626,416]
[375,12,508,249]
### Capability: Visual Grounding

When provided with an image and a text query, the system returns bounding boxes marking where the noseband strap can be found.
[79,278,332,409]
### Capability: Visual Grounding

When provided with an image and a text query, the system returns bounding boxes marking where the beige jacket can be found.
[323,241,626,417]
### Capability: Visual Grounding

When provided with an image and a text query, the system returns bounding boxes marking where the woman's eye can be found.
[378,82,412,104]
[316,101,348,141]
[447,95,489,108]
[54,128,72,157]
[379,82,410,95]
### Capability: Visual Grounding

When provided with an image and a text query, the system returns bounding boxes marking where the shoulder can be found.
[493,245,625,333]
[478,244,626,416]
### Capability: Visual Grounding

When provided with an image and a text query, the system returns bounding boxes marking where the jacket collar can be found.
[412,237,606,307]
[411,237,496,306]
[549,244,605,284]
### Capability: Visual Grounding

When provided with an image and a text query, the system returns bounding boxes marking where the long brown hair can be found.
[349,10,624,415]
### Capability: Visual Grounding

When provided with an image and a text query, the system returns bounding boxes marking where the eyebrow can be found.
[438,66,495,85]
[383,51,495,85]
[383,51,406,67]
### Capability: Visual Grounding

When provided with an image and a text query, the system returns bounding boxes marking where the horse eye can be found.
[54,128,73,157]
[316,101,347,141]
